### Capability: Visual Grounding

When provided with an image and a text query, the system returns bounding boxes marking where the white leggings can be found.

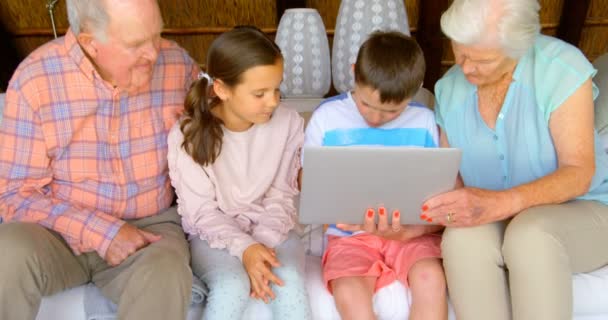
[191,231,312,320]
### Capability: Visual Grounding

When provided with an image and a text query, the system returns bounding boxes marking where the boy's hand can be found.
[337,207,411,241]
[243,243,284,303]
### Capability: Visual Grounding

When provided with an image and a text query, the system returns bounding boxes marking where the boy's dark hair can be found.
[354,31,425,104]
[181,26,282,166]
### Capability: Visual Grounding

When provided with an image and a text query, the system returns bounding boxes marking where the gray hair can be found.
[66,0,110,42]
[440,0,541,58]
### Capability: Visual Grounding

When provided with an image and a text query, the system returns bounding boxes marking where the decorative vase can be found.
[332,0,410,93]
[276,8,331,98]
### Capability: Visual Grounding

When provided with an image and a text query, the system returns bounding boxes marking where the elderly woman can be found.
[421,0,608,319]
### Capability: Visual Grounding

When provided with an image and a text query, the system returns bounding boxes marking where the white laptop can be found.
[298,146,461,225]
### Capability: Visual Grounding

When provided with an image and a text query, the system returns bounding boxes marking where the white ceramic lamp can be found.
[276,8,331,98]
[332,0,410,93]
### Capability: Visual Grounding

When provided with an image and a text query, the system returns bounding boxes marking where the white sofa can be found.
[0,92,607,319]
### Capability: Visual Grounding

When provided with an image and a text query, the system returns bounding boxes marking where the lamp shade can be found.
[276,8,331,98]
[332,0,410,93]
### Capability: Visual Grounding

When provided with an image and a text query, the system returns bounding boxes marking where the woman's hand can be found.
[336,207,415,241]
[242,243,284,303]
[421,187,520,227]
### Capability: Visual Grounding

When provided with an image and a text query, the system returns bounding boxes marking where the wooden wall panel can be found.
[159,0,278,63]
[580,26,608,61]
[1,0,607,90]
[307,0,340,31]
[0,1,68,29]
[540,0,565,26]
[583,0,608,61]
[160,1,277,28]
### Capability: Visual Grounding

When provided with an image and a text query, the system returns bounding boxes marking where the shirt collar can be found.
[64,29,100,84]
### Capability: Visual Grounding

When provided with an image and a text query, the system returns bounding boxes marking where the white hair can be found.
[66,0,110,42]
[440,0,541,58]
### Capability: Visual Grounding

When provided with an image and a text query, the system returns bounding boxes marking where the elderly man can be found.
[0,0,199,319]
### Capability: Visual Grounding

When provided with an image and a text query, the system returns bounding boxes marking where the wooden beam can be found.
[276,0,307,22]
[416,0,449,93]
[556,0,591,46]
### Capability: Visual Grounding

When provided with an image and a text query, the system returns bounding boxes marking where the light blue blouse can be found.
[435,35,608,204]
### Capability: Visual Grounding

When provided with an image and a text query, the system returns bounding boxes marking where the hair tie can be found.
[198,71,214,85]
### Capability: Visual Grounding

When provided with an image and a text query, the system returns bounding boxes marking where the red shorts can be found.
[322,233,442,294]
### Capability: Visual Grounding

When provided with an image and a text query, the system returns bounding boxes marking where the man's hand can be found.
[242,243,283,303]
[105,223,162,266]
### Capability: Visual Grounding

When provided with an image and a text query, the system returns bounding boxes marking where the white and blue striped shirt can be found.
[303,91,438,237]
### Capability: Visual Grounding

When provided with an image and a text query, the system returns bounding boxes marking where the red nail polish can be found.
[367,209,374,218]
[422,205,429,211]
[420,214,428,220]
[394,211,400,217]
[427,218,433,222]
[379,207,385,215]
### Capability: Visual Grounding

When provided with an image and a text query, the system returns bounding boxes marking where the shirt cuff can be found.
[252,225,288,249]
[81,213,126,258]
[230,236,259,262]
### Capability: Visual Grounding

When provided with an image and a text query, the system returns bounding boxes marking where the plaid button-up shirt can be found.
[0,29,198,257]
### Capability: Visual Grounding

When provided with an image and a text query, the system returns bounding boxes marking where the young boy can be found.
[304,31,447,320]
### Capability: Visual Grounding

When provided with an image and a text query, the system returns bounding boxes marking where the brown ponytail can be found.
[180,26,282,166]
[180,76,223,166]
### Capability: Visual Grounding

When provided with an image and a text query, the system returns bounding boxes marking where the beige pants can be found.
[442,200,608,320]
[0,207,191,320]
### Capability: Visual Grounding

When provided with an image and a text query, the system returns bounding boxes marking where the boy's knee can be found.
[409,259,446,291]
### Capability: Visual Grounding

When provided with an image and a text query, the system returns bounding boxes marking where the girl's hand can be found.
[421,187,519,227]
[337,207,412,241]
[242,243,283,303]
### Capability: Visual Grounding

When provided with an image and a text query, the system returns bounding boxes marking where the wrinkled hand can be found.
[105,223,162,266]
[243,243,284,303]
[421,187,518,227]
[337,207,411,241]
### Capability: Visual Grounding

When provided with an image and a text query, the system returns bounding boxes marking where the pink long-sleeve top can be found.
[167,105,304,260]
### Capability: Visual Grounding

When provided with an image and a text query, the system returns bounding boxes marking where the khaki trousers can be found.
[441,200,608,320]
[0,207,191,320]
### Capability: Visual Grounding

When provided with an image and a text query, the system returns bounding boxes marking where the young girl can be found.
[167,27,311,320]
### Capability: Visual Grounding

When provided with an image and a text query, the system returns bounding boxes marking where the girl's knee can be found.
[206,272,250,297]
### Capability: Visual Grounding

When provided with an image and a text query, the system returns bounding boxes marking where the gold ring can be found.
[446,212,454,223]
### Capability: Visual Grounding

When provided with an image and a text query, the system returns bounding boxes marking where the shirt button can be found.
[503,176,507,181]
[493,135,498,141]
[499,154,505,160]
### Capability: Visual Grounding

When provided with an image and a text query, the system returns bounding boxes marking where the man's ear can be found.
[212,79,231,101]
[77,32,99,59]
